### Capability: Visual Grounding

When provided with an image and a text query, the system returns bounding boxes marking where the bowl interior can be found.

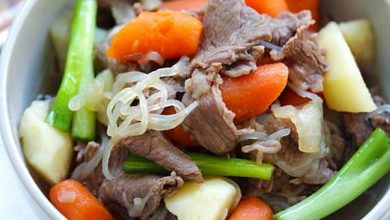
[1,0,389,219]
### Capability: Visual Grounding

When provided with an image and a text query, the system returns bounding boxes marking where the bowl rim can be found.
[0,1,389,220]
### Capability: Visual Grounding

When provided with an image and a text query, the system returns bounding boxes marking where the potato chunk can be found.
[318,22,376,113]
[339,19,374,70]
[164,178,241,220]
[19,100,73,184]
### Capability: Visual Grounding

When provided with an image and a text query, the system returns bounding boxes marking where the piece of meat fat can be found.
[115,131,203,182]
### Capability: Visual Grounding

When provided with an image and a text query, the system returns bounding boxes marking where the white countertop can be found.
[0,139,48,220]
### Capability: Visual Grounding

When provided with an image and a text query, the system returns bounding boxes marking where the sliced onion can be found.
[272,97,324,153]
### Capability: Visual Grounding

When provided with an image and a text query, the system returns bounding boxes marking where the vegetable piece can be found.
[123,152,274,180]
[165,177,241,220]
[285,0,319,30]
[160,0,206,11]
[279,88,311,106]
[272,96,323,153]
[50,179,113,220]
[162,107,199,147]
[69,70,114,126]
[19,101,73,184]
[274,128,390,220]
[229,197,273,220]
[220,63,289,122]
[339,19,375,69]
[71,61,96,141]
[245,0,288,17]
[318,22,376,113]
[107,10,203,62]
[47,0,98,131]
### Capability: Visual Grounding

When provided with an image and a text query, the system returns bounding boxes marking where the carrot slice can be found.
[160,0,206,11]
[220,63,289,122]
[229,197,273,220]
[286,0,320,30]
[107,10,203,62]
[245,0,288,17]
[279,88,311,106]
[162,107,199,147]
[50,179,113,220]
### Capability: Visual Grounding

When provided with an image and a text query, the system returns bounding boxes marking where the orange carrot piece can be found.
[286,0,320,30]
[160,0,206,11]
[279,88,311,106]
[162,107,199,147]
[229,197,273,220]
[245,0,288,17]
[107,11,203,62]
[50,179,113,220]
[220,63,289,122]
[279,88,324,106]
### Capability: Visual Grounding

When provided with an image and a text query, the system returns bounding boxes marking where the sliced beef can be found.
[83,147,183,220]
[74,141,100,163]
[115,131,203,182]
[183,85,239,154]
[370,113,390,134]
[98,173,183,219]
[342,113,372,149]
[343,96,390,152]
[274,25,328,93]
[193,0,312,77]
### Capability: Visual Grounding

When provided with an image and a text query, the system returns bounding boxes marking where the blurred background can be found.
[0,0,23,50]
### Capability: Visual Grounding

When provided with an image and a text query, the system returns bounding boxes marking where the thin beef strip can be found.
[273,24,328,93]
[343,96,390,153]
[193,0,313,77]
[82,147,183,220]
[115,131,203,182]
[183,84,239,154]
[98,173,183,219]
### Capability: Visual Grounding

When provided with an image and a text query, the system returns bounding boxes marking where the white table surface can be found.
[0,139,48,220]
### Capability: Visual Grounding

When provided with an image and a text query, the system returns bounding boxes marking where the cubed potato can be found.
[164,178,241,220]
[19,100,73,184]
[339,19,374,70]
[318,22,376,113]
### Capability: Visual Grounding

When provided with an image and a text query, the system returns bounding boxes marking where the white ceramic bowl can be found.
[0,0,389,219]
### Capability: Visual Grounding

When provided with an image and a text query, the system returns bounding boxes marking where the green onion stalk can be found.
[47,0,97,133]
[124,152,275,180]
